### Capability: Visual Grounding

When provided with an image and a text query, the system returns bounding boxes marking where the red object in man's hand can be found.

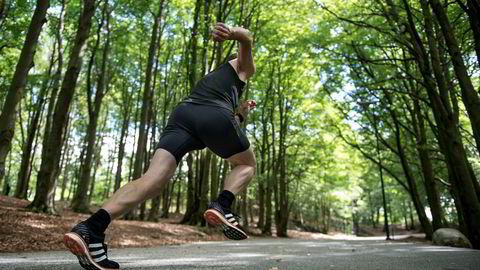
[247,100,257,110]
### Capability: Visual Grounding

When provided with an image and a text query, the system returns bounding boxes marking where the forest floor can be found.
[0,195,425,253]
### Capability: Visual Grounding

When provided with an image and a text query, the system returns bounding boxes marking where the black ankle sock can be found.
[85,209,111,234]
[217,190,235,209]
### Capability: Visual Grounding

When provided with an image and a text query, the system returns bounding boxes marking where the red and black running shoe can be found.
[204,201,248,240]
[63,222,119,270]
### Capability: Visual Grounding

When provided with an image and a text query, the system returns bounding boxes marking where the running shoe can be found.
[63,222,120,270]
[204,201,248,240]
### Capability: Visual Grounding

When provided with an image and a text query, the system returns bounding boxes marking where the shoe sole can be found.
[204,209,248,240]
[63,232,118,270]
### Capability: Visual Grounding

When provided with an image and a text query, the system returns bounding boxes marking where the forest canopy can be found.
[1,0,480,249]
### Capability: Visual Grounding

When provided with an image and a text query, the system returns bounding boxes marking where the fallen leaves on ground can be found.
[0,195,426,253]
[0,195,224,252]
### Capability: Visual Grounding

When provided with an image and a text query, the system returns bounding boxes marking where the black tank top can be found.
[184,62,246,112]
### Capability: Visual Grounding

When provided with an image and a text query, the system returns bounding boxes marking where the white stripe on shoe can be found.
[89,243,103,248]
[64,232,117,270]
[90,249,105,256]
[204,209,248,240]
[93,255,107,262]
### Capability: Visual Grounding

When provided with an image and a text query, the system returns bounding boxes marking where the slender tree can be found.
[180,0,203,225]
[113,82,133,192]
[15,41,56,199]
[0,0,49,184]
[428,0,480,157]
[125,0,166,220]
[72,0,112,212]
[29,0,96,213]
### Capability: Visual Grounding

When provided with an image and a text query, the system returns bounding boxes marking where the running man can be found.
[63,22,256,270]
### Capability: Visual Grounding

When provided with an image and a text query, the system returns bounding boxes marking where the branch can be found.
[335,124,410,192]
[435,176,451,187]
[320,3,414,51]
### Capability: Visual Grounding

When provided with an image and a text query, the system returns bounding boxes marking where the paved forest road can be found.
[1,239,479,270]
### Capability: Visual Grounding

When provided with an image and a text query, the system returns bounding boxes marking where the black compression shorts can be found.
[156,103,250,164]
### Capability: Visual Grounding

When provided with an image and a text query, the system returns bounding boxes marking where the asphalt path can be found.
[1,238,479,270]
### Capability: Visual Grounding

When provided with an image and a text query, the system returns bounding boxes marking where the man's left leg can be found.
[64,149,177,270]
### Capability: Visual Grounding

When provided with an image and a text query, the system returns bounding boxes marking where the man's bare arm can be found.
[212,23,256,80]
[230,27,256,80]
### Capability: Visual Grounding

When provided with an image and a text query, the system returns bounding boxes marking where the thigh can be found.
[156,104,206,164]
[143,149,177,181]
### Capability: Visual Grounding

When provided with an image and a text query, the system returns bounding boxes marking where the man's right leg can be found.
[64,149,177,270]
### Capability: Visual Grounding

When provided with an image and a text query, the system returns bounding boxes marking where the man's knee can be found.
[249,164,256,178]
[242,163,256,179]
[142,167,176,194]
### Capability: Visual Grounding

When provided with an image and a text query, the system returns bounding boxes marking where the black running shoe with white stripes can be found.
[204,201,248,240]
[63,222,119,270]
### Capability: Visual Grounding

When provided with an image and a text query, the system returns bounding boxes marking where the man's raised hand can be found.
[212,22,232,42]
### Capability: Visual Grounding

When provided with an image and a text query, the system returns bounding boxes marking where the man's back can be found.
[185,62,246,111]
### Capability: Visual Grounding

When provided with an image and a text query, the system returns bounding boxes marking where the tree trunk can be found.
[39,0,64,187]
[206,153,216,200]
[429,0,480,155]
[187,0,202,94]
[60,134,73,201]
[2,153,13,195]
[457,0,480,67]
[179,0,206,225]
[257,181,264,229]
[263,92,275,236]
[148,23,167,221]
[54,121,70,203]
[198,150,211,225]
[72,0,111,212]
[373,114,391,239]
[180,153,196,223]
[29,0,95,213]
[113,84,132,192]
[88,112,107,203]
[402,201,408,230]
[104,139,117,200]
[219,159,228,192]
[276,93,290,237]
[15,42,55,199]
[408,201,415,229]
[387,92,433,239]
[241,189,248,229]
[383,0,480,245]
[175,172,182,214]
[125,0,165,220]
[399,0,480,247]
[412,98,443,231]
[0,0,6,27]
[0,0,49,184]
[132,0,163,188]
[258,66,274,230]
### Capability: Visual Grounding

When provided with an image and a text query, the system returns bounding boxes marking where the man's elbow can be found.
[248,64,256,78]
